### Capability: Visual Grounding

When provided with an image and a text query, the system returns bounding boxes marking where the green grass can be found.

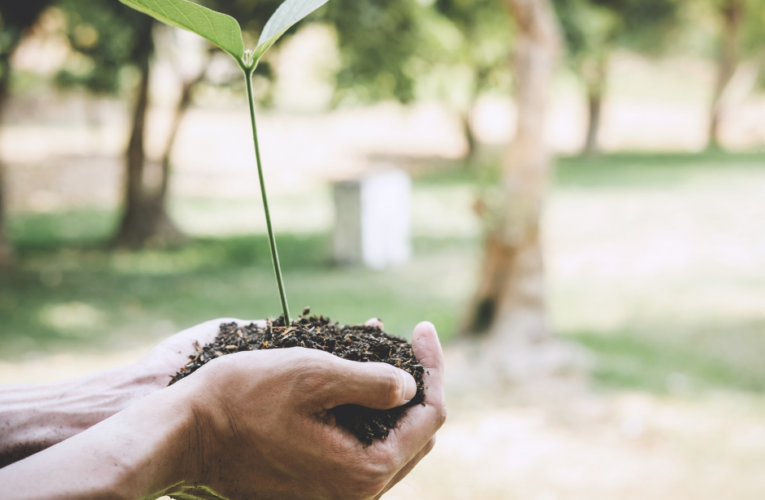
[411,150,765,190]
[572,328,765,395]
[4,151,765,397]
[555,151,765,189]
[1,226,475,357]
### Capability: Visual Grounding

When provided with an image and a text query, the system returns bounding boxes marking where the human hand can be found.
[0,320,444,500]
[0,318,259,468]
[136,317,265,387]
[163,320,446,500]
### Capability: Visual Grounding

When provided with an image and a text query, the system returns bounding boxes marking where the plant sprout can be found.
[120,0,330,323]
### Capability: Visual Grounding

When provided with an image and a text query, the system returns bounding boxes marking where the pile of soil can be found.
[169,308,425,444]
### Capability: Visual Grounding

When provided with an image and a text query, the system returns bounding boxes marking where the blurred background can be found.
[1,0,765,498]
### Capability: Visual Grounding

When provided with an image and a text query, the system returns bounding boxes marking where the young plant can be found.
[119,0,330,323]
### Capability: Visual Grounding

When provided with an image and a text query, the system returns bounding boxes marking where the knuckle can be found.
[347,474,388,499]
[436,404,448,427]
[381,365,403,406]
[292,348,336,392]
[341,448,395,498]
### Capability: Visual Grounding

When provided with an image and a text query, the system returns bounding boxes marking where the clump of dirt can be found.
[169,308,425,445]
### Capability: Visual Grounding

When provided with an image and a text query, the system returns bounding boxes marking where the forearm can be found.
[0,383,196,500]
[0,363,169,468]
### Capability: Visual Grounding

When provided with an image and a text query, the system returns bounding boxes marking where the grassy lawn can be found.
[552,152,765,395]
[1,231,475,356]
[4,151,765,398]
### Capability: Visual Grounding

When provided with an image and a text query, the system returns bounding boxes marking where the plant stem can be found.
[244,67,290,323]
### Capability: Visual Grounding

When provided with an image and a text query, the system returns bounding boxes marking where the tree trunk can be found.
[462,0,580,382]
[708,0,743,148]
[460,107,479,165]
[157,67,207,205]
[581,56,608,157]
[0,57,14,268]
[112,35,184,249]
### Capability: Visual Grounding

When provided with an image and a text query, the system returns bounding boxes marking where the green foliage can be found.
[56,0,154,94]
[254,0,329,62]
[553,0,680,65]
[0,1,56,82]
[431,0,513,102]
[118,0,328,69]
[322,0,427,104]
[119,0,245,59]
[118,0,336,322]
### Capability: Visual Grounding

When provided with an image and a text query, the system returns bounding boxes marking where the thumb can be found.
[324,358,417,410]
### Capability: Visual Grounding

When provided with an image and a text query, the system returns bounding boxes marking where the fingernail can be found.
[402,370,417,403]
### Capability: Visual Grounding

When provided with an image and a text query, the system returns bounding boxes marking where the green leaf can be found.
[119,0,244,60]
[253,0,329,61]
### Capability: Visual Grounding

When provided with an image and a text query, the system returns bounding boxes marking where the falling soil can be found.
[169,308,425,445]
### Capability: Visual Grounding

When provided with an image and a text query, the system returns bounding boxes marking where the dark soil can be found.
[169,308,424,445]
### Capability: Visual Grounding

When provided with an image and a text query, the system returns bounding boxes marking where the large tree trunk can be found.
[112,34,184,249]
[708,0,744,148]
[581,55,608,157]
[462,0,580,382]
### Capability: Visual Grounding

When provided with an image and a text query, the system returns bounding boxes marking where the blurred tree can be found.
[553,0,679,156]
[707,0,743,148]
[431,0,513,162]
[56,0,186,248]
[0,1,55,267]
[705,0,765,148]
[463,0,579,380]
[322,0,425,105]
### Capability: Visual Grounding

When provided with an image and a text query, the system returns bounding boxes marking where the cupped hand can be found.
[136,317,264,388]
[168,321,446,500]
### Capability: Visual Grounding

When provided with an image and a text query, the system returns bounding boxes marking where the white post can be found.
[333,167,411,269]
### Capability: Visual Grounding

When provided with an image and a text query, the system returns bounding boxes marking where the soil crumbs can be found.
[169,309,425,445]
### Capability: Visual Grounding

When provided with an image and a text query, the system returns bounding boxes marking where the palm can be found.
[138,318,263,383]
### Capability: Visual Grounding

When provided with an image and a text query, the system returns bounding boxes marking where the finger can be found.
[323,357,417,410]
[160,318,265,354]
[386,322,446,454]
[375,437,436,499]
[140,318,265,372]
[365,318,384,329]
[412,321,445,408]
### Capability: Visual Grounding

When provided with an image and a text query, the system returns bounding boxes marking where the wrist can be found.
[0,380,202,500]
[105,381,202,500]
[0,363,167,467]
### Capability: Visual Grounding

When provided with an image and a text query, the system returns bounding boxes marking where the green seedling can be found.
[120,0,330,323]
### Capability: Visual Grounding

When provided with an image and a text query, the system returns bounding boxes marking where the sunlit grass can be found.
[4,151,765,396]
[1,232,475,356]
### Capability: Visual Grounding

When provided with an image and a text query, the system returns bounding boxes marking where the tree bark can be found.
[581,55,608,157]
[158,67,207,205]
[112,32,185,249]
[708,0,744,148]
[460,107,478,164]
[462,0,580,381]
